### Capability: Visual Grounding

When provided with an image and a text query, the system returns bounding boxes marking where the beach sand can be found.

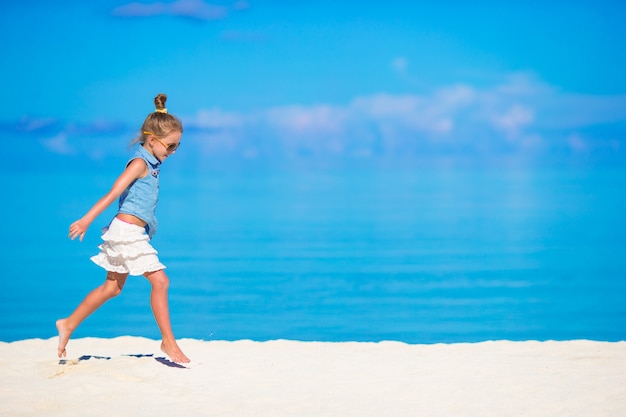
[1,337,624,416]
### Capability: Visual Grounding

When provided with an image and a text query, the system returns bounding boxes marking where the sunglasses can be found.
[143,131,181,152]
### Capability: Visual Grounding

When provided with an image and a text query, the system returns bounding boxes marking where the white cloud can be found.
[391,57,408,73]
[350,84,476,135]
[188,108,244,129]
[180,73,626,159]
[491,105,535,133]
[40,133,76,155]
[231,1,250,11]
[567,134,587,152]
[112,0,229,21]
[0,116,58,134]
[18,116,57,133]
[266,105,346,136]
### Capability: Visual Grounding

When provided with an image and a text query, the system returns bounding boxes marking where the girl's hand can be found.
[69,219,90,242]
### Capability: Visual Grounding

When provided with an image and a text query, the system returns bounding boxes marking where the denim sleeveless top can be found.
[118,146,160,238]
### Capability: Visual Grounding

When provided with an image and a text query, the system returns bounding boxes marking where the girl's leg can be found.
[56,271,129,358]
[143,269,190,363]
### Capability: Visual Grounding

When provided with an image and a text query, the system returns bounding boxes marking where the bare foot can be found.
[56,319,73,358]
[161,341,190,363]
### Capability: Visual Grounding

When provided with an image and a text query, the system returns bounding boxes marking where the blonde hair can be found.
[133,93,183,145]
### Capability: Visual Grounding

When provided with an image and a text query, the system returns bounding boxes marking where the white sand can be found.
[1,337,624,416]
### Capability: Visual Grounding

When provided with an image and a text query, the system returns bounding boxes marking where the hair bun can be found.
[154,93,168,112]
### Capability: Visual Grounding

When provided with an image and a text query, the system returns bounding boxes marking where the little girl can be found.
[56,93,190,363]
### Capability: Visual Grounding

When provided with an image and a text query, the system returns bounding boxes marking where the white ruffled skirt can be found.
[90,217,166,276]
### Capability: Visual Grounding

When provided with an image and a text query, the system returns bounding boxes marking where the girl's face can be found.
[145,130,182,162]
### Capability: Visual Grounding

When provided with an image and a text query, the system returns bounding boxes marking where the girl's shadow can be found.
[59,353,187,369]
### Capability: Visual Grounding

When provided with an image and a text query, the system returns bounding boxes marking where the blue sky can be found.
[2,0,626,169]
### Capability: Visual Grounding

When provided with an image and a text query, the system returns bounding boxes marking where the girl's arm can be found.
[69,159,148,241]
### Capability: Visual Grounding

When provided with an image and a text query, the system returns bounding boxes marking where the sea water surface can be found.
[1,165,625,343]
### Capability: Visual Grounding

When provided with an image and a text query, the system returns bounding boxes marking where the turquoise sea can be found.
[1,164,625,343]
